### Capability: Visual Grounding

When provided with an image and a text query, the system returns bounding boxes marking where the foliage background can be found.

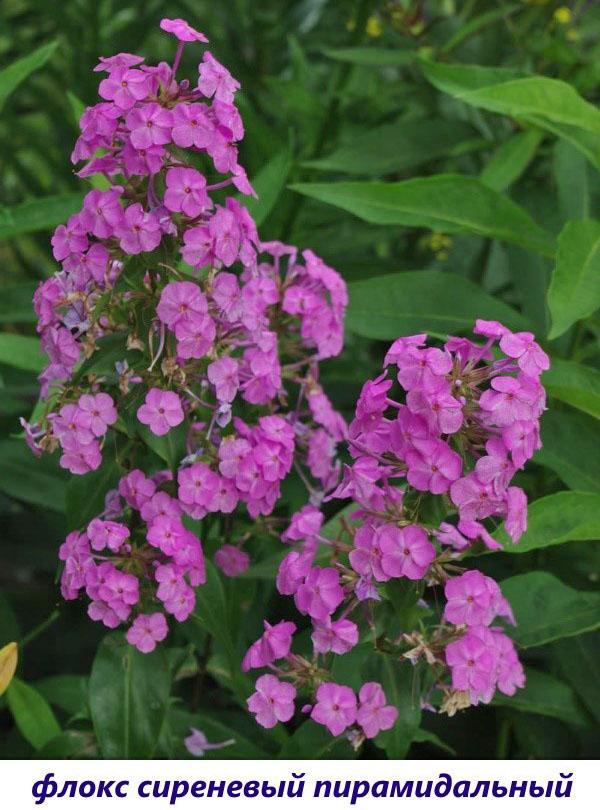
[0,0,599,759]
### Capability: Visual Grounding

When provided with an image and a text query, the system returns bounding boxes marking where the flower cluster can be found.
[241,322,546,739]
[26,19,347,649]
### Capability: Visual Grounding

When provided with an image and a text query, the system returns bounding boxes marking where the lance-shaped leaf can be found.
[0,193,84,240]
[290,176,555,256]
[548,220,600,339]
[6,678,61,750]
[0,41,58,112]
[493,491,600,552]
[346,270,531,339]
[492,667,590,727]
[542,359,600,420]
[535,411,600,493]
[89,633,171,758]
[500,572,600,648]
[421,60,600,169]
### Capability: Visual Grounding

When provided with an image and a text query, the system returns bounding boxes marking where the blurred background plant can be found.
[0,0,599,759]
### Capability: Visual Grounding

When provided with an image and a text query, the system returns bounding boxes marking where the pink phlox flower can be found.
[198,52,240,103]
[405,437,462,494]
[247,674,296,728]
[87,518,130,552]
[157,281,208,329]
[126,612,168,653]
[164,167,210,217]
[137,388,184,436]
[311,617,358,655]
[242,619,296,672]
[184,727,235,757]
[311,683,357,737]
[75,393,117,437]
[214,544,250,577]
[282,504,324,543]
[160,17,208,42]
[499,331,549,378]
[98,67,152,109]
[377,524,436,581]
[118,469,156,510]
[115,203,162,255]
[356,682,398,739]
[294,566,344,621]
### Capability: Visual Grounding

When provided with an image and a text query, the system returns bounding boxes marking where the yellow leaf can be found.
[0,642,18,695]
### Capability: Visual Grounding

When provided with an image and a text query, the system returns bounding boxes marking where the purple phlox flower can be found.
[405,437,462,494]
[377,524,436,581]
[214,544,249,577]
[118,469,156,510]
[247,674,296,729]
[164,167,210,217]
[356,682,398,739]
[311,682,357,737]
[242,619,296,672]
[160,18,208,43]
[184,727,235,757]
[282,504,324,543]
[198,51,240,103]
[311,617,358,655]
[115,203,162,255]
[294,566,344,621]
[126,612,168,653]
[137,388,184,436]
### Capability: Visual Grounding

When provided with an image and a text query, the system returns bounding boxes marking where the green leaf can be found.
[290,176,555,256]
[542,359,600,419]
[65,456,121,530]
[169,708,270,759]
[6,678,61,750]
[346,270,530,339]
[35,675,89,718]
[0,41,58,113]
[421,60,600,168]
[411,728,456,756]
[321,46,416,67]
[371,656,421,759]
[494,491,600,552]
[554,633,600,723]
[278,719,356,759]
[0,283,38,324]
[500,572,600,648]
[190,560,247,700]
[480,129,543,192]
[492,667,590,727]
[440,5,520,54]
[536,411,600,492]
[0,439,67,512]
[0,333,44,372]
[548,220,600,339]
[137,422,187,472]
[553,140,589,221]
[89,633,171,759]
[0,193,84,240]
[242,148,292,227]
[305,118,482,176]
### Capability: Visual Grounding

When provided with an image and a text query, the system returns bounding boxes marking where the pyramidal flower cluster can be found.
[243,322,548,740]
[24,17,549,748]
[25,18,347,652]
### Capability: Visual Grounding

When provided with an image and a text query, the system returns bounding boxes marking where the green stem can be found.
[281,0,375,241]
[20,609,60,649]
[496,716,512,759]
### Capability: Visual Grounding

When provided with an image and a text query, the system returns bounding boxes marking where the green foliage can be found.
[89,634,171,758]
[6,677,61,750]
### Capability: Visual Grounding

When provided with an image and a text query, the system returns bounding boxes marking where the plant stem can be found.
[20,609,60,649]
